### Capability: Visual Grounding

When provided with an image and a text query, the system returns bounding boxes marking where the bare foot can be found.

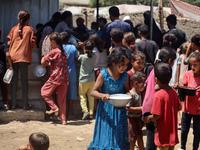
[46,108,59,115]
[62,120,67,125]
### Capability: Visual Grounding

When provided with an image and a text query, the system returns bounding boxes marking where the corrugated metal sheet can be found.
[0,0,59,43]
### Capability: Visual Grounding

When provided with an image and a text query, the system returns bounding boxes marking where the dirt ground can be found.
[0,114,194,150]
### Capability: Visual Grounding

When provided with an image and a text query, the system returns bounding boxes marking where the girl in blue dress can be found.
[87,47,131,150]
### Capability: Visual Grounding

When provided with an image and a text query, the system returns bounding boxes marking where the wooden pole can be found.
[150,0,154,40]
[159,0,164,30]
[96,0,99,31]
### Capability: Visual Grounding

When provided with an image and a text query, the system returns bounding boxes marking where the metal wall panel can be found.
[0,0,59,43]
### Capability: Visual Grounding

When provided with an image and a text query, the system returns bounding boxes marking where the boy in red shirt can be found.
[144,63,182,150]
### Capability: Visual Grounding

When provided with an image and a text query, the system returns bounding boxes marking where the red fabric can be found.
[151,89,181,146]
[182,70,200,115]
[43,48,69,85]
[41,81,68,120]
[127,70,134,89]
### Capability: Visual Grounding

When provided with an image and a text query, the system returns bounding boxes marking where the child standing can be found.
[109,28,124,53]
[142,47,176,150]
[180,52,200,150]
[0,28,13,109]
[41,32,69,125]
[87,47,131,150]
[7,10,37,109]
[177,42,189,126]
[144,63,182,150]
[127,51,146,89]
[78,40,96,120]
[126,72,146,150]
[60,32,79,119]
[88,33,103,70]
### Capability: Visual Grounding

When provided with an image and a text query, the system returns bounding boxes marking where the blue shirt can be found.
[63,44,79,82]
[102,19,131,54]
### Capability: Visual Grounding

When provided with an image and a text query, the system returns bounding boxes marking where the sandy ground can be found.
[0,115,194,150]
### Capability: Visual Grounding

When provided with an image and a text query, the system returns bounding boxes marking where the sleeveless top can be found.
[87,68,130,150]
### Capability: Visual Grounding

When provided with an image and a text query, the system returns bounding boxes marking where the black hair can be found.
[29,132,49,150]
[143,10,151,19]
[60,32,71,44]
[49,32,65,55]
[157,47,176,64]
[107,46,131,69]
[110,28,123,43]
[191,34,200,47]
[109,6,120,17]
[189,52,200,62]
[124,20,134,32]
[91,22,98,30]
[84,40,94,58]
[154,63,172,84]
[52,12,62,20]
[99,17,107,24]
[36,23,43,30]
[89,33,103,52]
[130,72,146,85]
[166,14,177,26]
[61,11,72,20]
[138,24,149,36]
[131,51,146,61]
[163,33,177,49]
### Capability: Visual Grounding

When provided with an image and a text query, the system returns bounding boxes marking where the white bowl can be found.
[33,65,46,77]
[109,94,132,109]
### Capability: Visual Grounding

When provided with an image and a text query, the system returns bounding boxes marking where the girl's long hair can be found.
[49,32,65,55]
[84,40,94,58]
[17,10,30,39]
[89,33,103,53]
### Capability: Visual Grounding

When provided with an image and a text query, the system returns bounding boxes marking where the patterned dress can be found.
[87,68,130,150]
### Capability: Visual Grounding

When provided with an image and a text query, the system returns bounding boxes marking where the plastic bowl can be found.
[109,94,132,109]
[33,65,46,77]
[178,86,196,96]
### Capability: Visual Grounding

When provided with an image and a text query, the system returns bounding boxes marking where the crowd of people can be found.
[0,5,200,150]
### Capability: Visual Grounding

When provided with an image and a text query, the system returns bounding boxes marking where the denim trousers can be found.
[181,112,200,150]
[146,121,157,150]
[11,62,28,107]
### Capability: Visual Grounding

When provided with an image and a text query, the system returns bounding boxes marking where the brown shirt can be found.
[7,24,37,64]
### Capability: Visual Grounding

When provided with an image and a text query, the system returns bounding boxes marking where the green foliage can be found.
[181,0,200,7]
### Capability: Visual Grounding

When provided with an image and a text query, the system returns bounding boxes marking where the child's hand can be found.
[143,116,151,124]
[173,82,179,89]
[109,46,114,53]
[196,86,200,92]
[102,94,110,102]
[9,66,14,73]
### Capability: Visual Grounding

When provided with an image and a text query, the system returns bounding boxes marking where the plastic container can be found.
[3,69,13,84]
[109,94,132,109]
[33,65,46,77]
